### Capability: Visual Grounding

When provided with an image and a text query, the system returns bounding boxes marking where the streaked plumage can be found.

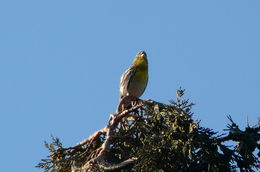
[119,51,148,101]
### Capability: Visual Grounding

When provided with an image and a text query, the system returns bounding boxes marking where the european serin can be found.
[119,51,148,108]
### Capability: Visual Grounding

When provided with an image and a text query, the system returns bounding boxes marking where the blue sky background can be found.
[0,1,259,171]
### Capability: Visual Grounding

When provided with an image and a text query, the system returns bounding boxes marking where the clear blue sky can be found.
[0,1,259,171]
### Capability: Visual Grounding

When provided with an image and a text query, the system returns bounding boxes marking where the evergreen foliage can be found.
[37,89,260,172]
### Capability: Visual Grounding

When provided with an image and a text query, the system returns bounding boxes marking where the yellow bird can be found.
[118,51,148,111]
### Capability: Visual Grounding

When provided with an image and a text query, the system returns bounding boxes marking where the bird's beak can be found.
[139,51,146,58]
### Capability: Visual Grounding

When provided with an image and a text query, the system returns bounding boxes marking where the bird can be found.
[118,51,148,112]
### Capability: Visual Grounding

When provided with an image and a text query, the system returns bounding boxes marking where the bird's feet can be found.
[117,96,139,113]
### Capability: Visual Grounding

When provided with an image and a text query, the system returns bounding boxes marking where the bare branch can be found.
[71,104,143,171]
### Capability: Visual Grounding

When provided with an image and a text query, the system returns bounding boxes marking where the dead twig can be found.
[71,104,143,171]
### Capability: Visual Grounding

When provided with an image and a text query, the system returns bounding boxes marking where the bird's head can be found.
[132,51,148,68]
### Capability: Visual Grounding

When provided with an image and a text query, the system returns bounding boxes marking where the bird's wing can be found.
[119,66,136,100]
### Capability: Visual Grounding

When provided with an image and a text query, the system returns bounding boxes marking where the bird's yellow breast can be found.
[135,68,148,84]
